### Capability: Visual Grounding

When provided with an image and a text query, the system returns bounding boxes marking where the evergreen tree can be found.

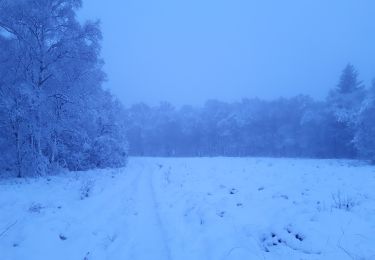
[326,64,365,158]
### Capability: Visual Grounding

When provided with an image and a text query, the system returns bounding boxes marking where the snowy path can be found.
[1,157,375,260]
[116,162,171,260]
[0,161,172,260]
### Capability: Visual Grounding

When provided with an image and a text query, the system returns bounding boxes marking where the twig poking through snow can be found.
[0,221,18,238]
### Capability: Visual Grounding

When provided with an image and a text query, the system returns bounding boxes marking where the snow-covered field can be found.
[1,157,375,260]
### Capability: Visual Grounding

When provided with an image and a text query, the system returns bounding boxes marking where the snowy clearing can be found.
[1,157,375,260]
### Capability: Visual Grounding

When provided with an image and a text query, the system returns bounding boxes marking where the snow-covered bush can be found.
[90,135,128,169]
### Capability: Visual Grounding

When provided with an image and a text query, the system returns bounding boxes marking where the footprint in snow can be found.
[229,188,238,195]
[28,203,44,213]
[217,211,225,218]
[59,234,67,241]
[260,227,314,254]
[272,194,289,200]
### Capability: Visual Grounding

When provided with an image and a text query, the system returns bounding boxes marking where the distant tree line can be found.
[2,1,374,179]
[0,0,128,177]
[125,64,375,162]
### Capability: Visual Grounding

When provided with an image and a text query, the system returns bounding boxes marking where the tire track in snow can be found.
[119,162,172,260]
[148,164,173,260]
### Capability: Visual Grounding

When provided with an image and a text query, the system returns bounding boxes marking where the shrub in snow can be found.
[331,192,357,211]
[90,135,128,169]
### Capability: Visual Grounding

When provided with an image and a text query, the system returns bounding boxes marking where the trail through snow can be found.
[1,157,375,260]
[117,162,172,260]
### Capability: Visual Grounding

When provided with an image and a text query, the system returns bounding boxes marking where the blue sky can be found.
[80,0,375,106]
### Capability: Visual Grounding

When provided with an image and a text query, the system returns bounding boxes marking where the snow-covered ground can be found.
[1,157,375,260]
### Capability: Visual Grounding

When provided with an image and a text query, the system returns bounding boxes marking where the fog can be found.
[2,2,375,259]
[80,0,375,106]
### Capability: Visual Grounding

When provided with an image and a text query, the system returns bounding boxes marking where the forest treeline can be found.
[0,0,128,177]
[2,1,375,179]
[125,64,375,162]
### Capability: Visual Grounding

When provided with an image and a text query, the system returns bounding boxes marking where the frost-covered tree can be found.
[123,86,373,161]
[0,0,128,177]
[326,64,365,158]
[89,92,129,169]
[124,97,321,158]
[328,64,365,122]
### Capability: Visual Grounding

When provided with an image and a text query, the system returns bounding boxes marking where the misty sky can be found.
[80,0,375,106]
